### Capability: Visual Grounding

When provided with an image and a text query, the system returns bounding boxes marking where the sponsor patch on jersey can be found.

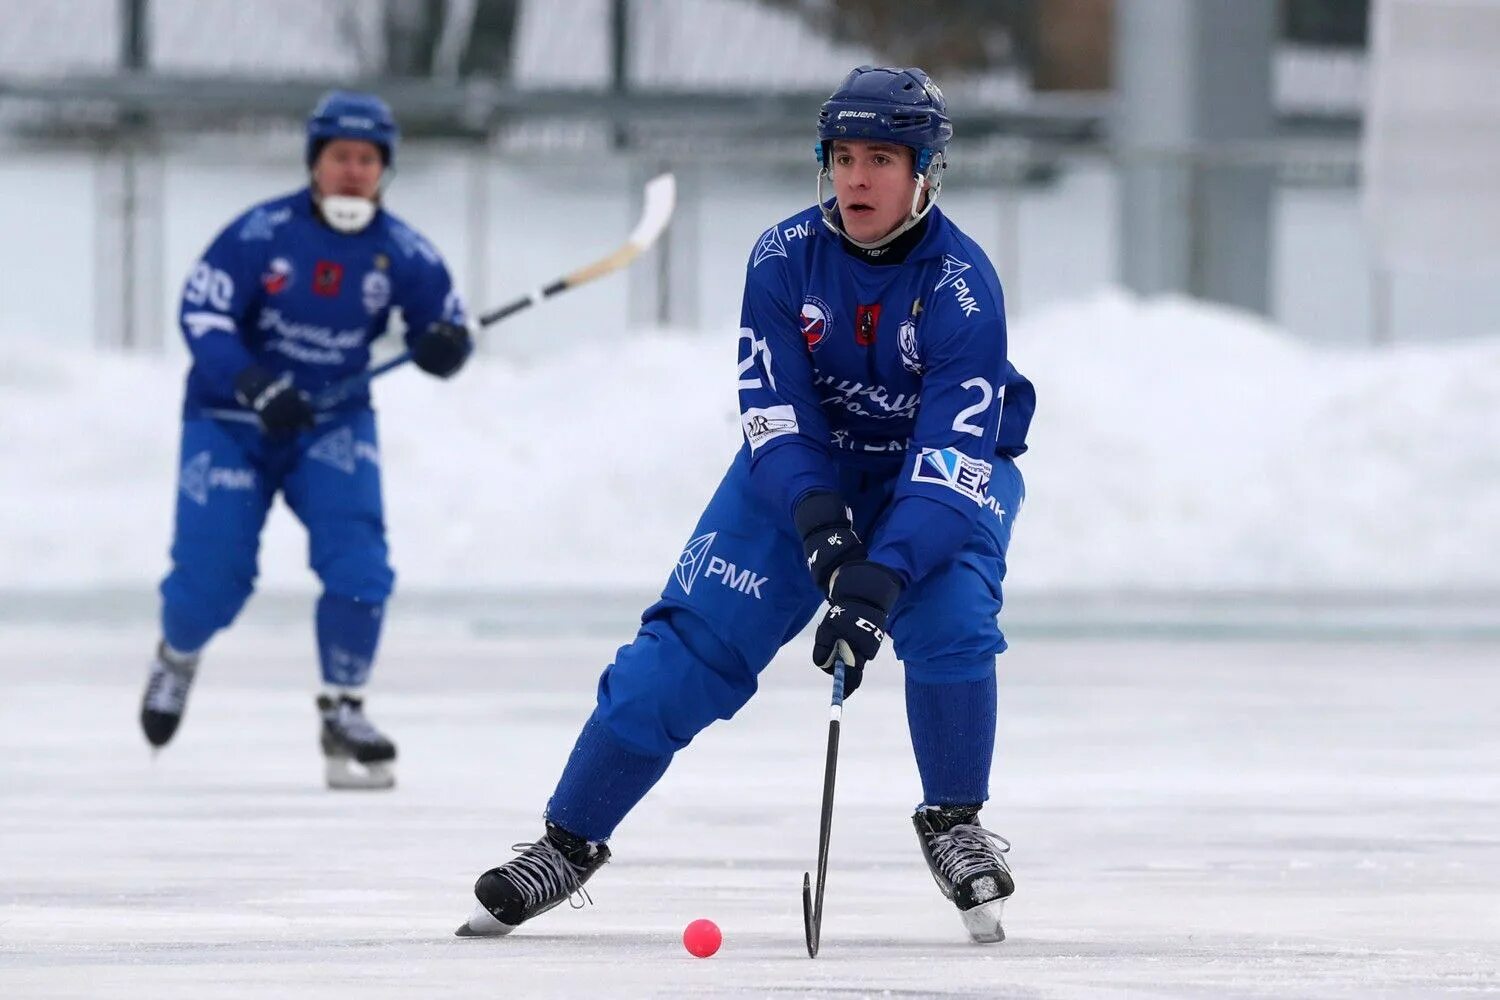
[898,318,923,374]
[741,404,799,451]
[237,206,292,242]
[753,225,787,267]
[934,255,982,316]
[313,260,344,297]
[911,446,992,505]
[261,257,294,295]
[801,295,832,350]
[855,303,881,346]
[362,270,391,314]
[934,254,972,291]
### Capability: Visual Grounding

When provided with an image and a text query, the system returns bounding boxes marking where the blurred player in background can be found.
[457,66,1036,943]
[139,90,473,790]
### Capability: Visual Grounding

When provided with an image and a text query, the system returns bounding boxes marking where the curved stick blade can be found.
[802,871,818,957]
[627,172,677,251]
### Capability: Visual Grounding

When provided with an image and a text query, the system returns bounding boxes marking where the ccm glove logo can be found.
[827,604,885,642]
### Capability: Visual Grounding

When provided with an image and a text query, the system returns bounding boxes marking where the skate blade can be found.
[324,757,395,791]
[454,903,515,938]
[960,897,1007,944]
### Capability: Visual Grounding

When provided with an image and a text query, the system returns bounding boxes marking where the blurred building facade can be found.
[0,0,1493,354]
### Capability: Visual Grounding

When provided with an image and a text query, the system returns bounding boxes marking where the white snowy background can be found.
[3,291,1496,596]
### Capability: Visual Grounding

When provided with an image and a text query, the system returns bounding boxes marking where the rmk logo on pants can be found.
[673,531,769,599]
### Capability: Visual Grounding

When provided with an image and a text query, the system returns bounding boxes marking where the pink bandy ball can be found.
[682,918,722,958]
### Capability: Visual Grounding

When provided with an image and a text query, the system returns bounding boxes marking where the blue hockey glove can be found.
[794,491,865,595]
[812,560,903,697]
[234,365,314,437]
[411,320,472,378]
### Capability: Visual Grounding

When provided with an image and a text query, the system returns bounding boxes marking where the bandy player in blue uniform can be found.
[458,66,1036,942]
[138,91,473,790]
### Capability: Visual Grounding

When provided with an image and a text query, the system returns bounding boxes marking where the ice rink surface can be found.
[3,613,1497,999]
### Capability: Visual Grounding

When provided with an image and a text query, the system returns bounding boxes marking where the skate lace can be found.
[502,839,594,910]
[331,702,384,743]
[144,662,193,714]
[931,823,1012,884]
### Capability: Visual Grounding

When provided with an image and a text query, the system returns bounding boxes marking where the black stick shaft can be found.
[803,662,847,958]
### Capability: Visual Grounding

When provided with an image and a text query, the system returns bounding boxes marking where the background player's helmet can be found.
[305,90,399,168]
[815,66,952,172]
[814,66,952,249]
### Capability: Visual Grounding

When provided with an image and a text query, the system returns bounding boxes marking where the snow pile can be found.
[2,291,1496,592]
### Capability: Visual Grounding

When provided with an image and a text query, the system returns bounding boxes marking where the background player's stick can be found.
[802,659,847,958]
[203,172,676,424]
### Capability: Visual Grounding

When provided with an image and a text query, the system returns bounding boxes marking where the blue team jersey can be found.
[737,203,1035,586]
[176,188,465,417]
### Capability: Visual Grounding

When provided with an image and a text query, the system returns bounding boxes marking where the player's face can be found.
[829,140,920,243]
[312,139,384,200]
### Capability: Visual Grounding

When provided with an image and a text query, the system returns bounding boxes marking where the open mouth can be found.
[845,201,876,217]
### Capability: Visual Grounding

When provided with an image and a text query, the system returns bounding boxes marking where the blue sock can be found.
[906,672,997,806]
[546,713,673,843]
[161,599,215,655]
[316,594,384,688]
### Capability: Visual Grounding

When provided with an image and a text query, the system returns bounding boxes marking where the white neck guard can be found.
[319,195,378,234]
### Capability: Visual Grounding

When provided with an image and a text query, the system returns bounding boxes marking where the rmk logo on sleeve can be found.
[911,446,993,505]
[753,226,787,267]
[672,531,769,599]
[933,254,981,317]
[741,405,799,450]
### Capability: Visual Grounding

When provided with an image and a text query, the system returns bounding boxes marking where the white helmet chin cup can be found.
[319,195,377,234]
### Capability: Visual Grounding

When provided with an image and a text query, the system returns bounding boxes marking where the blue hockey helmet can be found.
[815,66,953,172]
[305,90,399,168]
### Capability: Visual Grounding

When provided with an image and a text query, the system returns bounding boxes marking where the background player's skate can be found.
[139,642,200,750]
[318,693,397,790]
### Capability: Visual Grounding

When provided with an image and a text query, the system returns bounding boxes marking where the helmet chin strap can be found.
[817,155,945,250]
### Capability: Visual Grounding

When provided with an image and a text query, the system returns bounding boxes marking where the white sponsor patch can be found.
[741,405,799,450]
[898,318,922,374]
[911,446,992,505]
[361,270,391,314]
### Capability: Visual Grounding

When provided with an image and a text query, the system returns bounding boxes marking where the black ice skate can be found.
[455,821,612,937]
[317,693,397,790]
[913,804,1015,943]
[140,642,200,749]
